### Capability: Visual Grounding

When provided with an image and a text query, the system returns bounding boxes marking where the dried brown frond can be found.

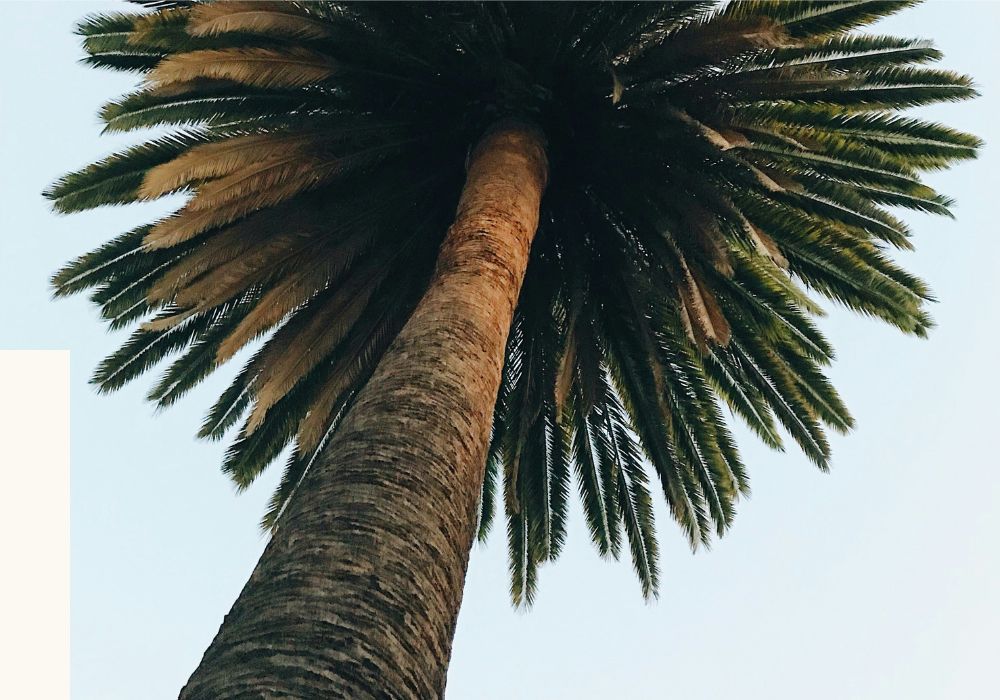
[747,164,786,193]
[666,108,740,151]
[753,166,802,193]
[246,263,385,431]
[144,160,340,248]
[716,128,751,149]
[145,206,304,301]
[296,368,354,455]
[173,231,319,310]
[746,223,789,269]
[683,206,734,278]
[147,47,337,89]
[184,155,327,211]
[215,229,374,362]
[140,132,326,199]
[677,257,730,349]
[187,1,335,40]
[295,308,399,453]
[127,8,189,46]
[655,16,794,65]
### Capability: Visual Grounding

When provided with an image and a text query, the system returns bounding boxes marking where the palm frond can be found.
[148,47,338,89]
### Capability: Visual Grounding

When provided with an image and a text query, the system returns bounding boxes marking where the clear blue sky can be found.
[2,3,998,698]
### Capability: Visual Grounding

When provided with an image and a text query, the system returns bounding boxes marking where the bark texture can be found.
[179,121,548,699]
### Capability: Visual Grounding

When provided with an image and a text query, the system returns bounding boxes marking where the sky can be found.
[1,2,998,699]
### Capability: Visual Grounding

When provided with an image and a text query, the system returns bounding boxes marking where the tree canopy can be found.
[48,0,979,604]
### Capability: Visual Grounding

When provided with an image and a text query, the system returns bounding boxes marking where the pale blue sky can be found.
[2,2,998,698]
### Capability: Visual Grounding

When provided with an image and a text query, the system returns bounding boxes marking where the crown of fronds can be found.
[48,0,979,605]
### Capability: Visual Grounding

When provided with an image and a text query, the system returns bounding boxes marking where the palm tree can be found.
[49,0,978,696]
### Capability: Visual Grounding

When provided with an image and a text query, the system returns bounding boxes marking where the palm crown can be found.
[49,0,978,605]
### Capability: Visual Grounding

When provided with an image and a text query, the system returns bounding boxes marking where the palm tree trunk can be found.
[179,120,548,699]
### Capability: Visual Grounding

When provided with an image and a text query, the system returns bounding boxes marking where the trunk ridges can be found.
[179,121,547,699]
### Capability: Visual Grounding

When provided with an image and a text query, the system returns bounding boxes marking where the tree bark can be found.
[179,121,548,699]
